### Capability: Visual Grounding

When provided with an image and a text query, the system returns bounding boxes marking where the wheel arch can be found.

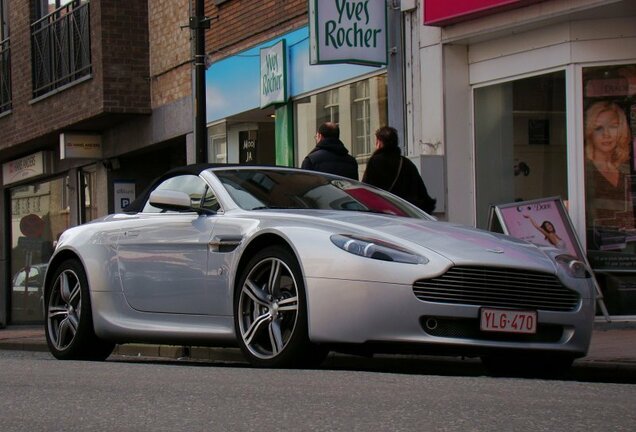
[43,249,102,325]
[234,233,299,293]
[44,249,84,295]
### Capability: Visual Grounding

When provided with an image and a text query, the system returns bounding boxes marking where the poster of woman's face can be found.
[584,101,631,168]
[496,198,581,259]
[582,66,636,256]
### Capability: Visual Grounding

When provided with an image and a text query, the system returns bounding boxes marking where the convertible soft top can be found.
[122,163,230,213]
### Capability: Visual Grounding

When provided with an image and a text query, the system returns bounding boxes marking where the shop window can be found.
[295,74,388,174]
[352,80,372,157]
[582,64,636,316]
[474,71,567,229]
[80,165,99,223]
[62,175,71,212]
[209,122,227,163]
[317,89,339,126]
[9,177,70,323]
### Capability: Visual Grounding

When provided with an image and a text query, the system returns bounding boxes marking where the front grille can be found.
[413,266,580,312]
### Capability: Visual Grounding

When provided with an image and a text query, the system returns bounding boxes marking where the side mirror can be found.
[148,190,216,215]
[149,189,194,212]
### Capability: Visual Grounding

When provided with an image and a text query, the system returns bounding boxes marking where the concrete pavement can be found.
[1,320,635,374]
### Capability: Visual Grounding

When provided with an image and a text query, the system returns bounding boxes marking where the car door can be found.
[116,174,218,315]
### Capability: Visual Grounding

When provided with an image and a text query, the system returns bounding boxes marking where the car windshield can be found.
[212,169,429,218]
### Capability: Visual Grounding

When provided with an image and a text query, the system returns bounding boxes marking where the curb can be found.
[113,344,247,363]
[2,340,636,375]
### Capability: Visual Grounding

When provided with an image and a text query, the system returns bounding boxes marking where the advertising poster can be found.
[494,197,582,259]
[492,197,610,319]
[582,64,636,271]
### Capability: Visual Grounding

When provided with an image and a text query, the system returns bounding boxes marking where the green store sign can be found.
[260,39,287,108]
[309,0,387,66]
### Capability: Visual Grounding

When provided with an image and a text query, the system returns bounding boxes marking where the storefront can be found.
[205,25,389,179]
[422,0,636,318]
[1,150,106,324]
[1,136,187,326]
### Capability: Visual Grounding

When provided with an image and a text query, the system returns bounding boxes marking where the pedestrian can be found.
[301,122,359,180]
[362,126,436,213]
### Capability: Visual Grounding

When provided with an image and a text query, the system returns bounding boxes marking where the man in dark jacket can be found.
[301,122,359,180]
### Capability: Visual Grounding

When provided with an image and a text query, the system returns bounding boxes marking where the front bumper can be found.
[305,277,595,357]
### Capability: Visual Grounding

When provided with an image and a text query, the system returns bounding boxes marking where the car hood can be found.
[259,210,559,273]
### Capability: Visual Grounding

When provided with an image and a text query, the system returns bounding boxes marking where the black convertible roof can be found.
[122,163,234,213]
[122,163,288,213]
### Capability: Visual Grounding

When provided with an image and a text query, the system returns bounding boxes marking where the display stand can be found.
[488,197,610,322]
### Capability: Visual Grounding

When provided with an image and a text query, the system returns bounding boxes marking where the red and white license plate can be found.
[480,308,537,334]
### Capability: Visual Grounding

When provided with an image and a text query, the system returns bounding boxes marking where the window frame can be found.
[1,0,8,40]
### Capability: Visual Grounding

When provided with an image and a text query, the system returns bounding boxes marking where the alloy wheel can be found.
[47,269,82,352]
[237,257,299,360]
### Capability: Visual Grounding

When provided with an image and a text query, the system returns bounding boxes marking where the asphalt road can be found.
[1,350,635,432]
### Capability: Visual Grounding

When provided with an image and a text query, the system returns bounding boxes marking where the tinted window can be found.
[213,169,427,218]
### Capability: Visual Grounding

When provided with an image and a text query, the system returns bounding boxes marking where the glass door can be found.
[9,176,70,323]
[474,71,568,228]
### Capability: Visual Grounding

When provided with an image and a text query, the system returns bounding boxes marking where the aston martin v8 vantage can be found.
[43,165,595,373]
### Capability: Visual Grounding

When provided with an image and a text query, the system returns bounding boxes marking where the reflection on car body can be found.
[42,165,596,376]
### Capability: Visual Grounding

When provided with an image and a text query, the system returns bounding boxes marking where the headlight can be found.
[555,254,590,278]
[330,234,427,264]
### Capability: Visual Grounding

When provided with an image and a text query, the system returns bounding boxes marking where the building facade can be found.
[202,0,403,182]
[410,0,636,318]
[5,0,632,326]
[0,0,193,326]
[0,0,407,327]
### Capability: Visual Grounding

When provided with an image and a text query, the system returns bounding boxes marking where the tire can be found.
[481,353,574,378]
[44,259,114,361]
[234,245,327,368]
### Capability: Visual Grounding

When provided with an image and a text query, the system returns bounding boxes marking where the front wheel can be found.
[234,246,326,368]
[44,259,114,361]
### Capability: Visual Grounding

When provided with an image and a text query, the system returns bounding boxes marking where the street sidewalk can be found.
[1,321,635,371]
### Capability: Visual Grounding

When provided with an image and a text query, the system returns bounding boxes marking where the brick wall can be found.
[149,0,192,108]
[205,0,308,62]
[100,0,151,113]
[0,1,105,151]
[0,0,309,151]
[0,0,151,151]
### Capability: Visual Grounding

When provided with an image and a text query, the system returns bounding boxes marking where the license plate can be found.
[480,308,537,334]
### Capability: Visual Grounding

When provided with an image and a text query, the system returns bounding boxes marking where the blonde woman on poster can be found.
[584,100,634,240]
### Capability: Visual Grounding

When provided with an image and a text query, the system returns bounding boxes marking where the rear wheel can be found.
[234,246,327,368]
[45,259,114,361]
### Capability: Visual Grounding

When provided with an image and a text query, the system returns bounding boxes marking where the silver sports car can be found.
[43,165,595,374]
